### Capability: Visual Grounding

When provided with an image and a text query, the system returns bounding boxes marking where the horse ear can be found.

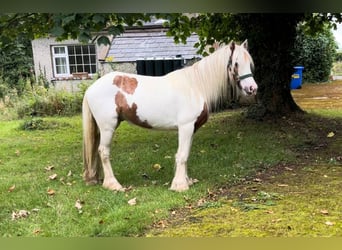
[241,39,248,50]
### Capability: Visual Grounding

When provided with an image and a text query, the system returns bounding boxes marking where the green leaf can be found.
[50,26,65,37]
[78,31,92,43]
[62,14,76,25]
[92,14,105,24]
[108,25,124,36]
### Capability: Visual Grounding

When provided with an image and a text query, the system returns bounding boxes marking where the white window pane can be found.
[54,47,66,54]
[55,57,67,66]
[56,65,68,74]
[55,57,68,74]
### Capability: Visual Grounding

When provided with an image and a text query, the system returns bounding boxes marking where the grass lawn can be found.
[148,82,342,237]
[0,82,341,237]
[1,110,305,237]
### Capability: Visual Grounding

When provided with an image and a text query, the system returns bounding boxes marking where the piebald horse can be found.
[82,40,257,192]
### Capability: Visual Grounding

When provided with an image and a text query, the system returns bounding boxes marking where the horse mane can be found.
[167,42,234,111]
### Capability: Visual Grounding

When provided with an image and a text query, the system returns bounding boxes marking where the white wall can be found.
[31,37,110,84]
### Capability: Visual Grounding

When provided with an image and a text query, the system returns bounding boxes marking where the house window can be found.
[52,44,97,77]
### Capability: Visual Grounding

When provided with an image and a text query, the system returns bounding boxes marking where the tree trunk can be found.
[235,14,305,119]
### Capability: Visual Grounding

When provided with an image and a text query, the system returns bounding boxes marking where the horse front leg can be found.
[170,123,195,192]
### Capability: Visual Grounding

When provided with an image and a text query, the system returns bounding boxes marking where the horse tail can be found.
[82,96,101,184]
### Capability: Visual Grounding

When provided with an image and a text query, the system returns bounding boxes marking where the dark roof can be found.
[106,28,201,62]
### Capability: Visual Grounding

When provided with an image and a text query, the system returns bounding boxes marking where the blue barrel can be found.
[290,66,304,89]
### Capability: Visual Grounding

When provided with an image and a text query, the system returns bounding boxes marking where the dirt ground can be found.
[147,81,342,237]
[291,81,342,110]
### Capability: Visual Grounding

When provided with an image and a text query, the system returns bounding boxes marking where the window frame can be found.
[51,45,70,77]
[51,44,97,78]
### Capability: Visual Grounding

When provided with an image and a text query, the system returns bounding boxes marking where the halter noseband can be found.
[238,73,253,81]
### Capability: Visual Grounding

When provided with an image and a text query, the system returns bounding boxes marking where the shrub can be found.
[292,25,337,83]
[0,79,92,120]
[16,82,91,118]
[20,117,70,130]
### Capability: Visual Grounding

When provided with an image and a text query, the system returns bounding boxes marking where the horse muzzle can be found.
[240,77,258,96]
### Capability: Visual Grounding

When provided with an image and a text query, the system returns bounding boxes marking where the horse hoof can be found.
[169,183,189,192]
[103,182,125,192]
[85,179,99,186]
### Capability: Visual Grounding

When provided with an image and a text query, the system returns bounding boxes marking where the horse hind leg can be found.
[170,123,195,192]
[98,126,125,192]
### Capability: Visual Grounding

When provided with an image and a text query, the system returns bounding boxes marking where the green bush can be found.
[20,117,70,130]
[16,82,91,118]
[0,79,92,120]
[292,25,337,83]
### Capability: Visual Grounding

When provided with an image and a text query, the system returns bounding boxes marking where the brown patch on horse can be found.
[115,92,152,129]
[113,75,138,94]
[194,103,209,133]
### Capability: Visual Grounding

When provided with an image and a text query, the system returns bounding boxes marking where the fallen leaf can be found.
[48,173,58,180]
[156,220,167,228]
[32,208,40,213]
[327,132,335,138]
[197,198,206,207]
[253,178,262,182]
[125,185,133,192]
[320,209,329,215]
[277,184,289,187]
[8,184,16,192]
[285,167,293,171]
[325,221,335,226]
[230,207,238,212]
[47,189,56,196]
[164,155,172,159]
[75,199,83,210]
[45,165,54,171]
[33,229,41,235]
[11,210,30,220]
[128,197,137,206]
[152,163,162,171]
[67,170,72,177]
[15,150,20,156]
[192,178,199,184]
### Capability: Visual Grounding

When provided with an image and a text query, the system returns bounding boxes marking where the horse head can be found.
[228,40,258,96]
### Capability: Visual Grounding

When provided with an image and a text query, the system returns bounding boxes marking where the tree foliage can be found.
[0,13,151,45]
[0,34,33,96]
